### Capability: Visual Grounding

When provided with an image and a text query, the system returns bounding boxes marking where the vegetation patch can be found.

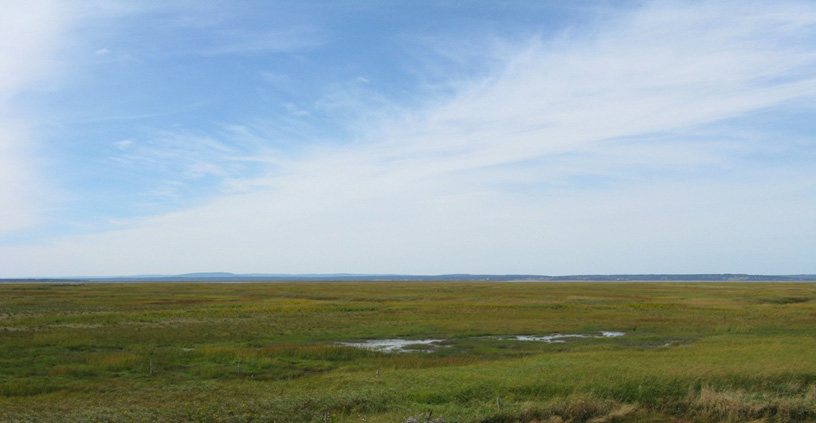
[1,282,815,422]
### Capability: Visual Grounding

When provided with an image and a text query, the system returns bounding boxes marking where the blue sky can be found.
[1,1,816,277]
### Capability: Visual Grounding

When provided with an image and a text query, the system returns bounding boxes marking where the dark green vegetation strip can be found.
[1,282,816,422]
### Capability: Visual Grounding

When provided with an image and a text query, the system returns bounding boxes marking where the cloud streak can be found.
[2,1,816,277]
[0,1,72,234]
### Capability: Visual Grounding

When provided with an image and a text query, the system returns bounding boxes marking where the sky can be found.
[1,1,816,278]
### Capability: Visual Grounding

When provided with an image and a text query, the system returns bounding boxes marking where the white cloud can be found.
[94,47,110,55]
[187,28,325,56]
[0,123,44,233]
[0,1,71,235]
[114,139,132,150]
[0,1,67,102]
[260,71,291,88]
[284,102,310,117]
[2,1,816,276]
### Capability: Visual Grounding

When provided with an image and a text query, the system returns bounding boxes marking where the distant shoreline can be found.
[2,273,815,283]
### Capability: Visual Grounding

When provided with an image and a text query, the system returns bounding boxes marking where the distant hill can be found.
[3,273,814,283]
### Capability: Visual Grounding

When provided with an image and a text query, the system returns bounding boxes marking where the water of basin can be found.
[338,339,444,353]
[512,331,625,343]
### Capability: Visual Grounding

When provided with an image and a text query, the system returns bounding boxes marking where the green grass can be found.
[1,281,816,422]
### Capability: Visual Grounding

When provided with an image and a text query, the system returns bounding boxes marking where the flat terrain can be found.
[1,282,816,422]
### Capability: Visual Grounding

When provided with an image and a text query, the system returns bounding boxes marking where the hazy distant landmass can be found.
[2,273,815,283]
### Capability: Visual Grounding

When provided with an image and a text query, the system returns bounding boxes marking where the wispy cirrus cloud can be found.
[185,27,326,56]
[106,128,268,205]
[2,1,816,277]
[0,1,72,235]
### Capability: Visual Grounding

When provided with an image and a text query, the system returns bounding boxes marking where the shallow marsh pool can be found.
[339,331,625,353]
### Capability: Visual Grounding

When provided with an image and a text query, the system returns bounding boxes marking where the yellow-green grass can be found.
[1,281,815,422]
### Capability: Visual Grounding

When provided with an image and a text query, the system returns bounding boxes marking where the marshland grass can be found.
[1,281,815,422]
